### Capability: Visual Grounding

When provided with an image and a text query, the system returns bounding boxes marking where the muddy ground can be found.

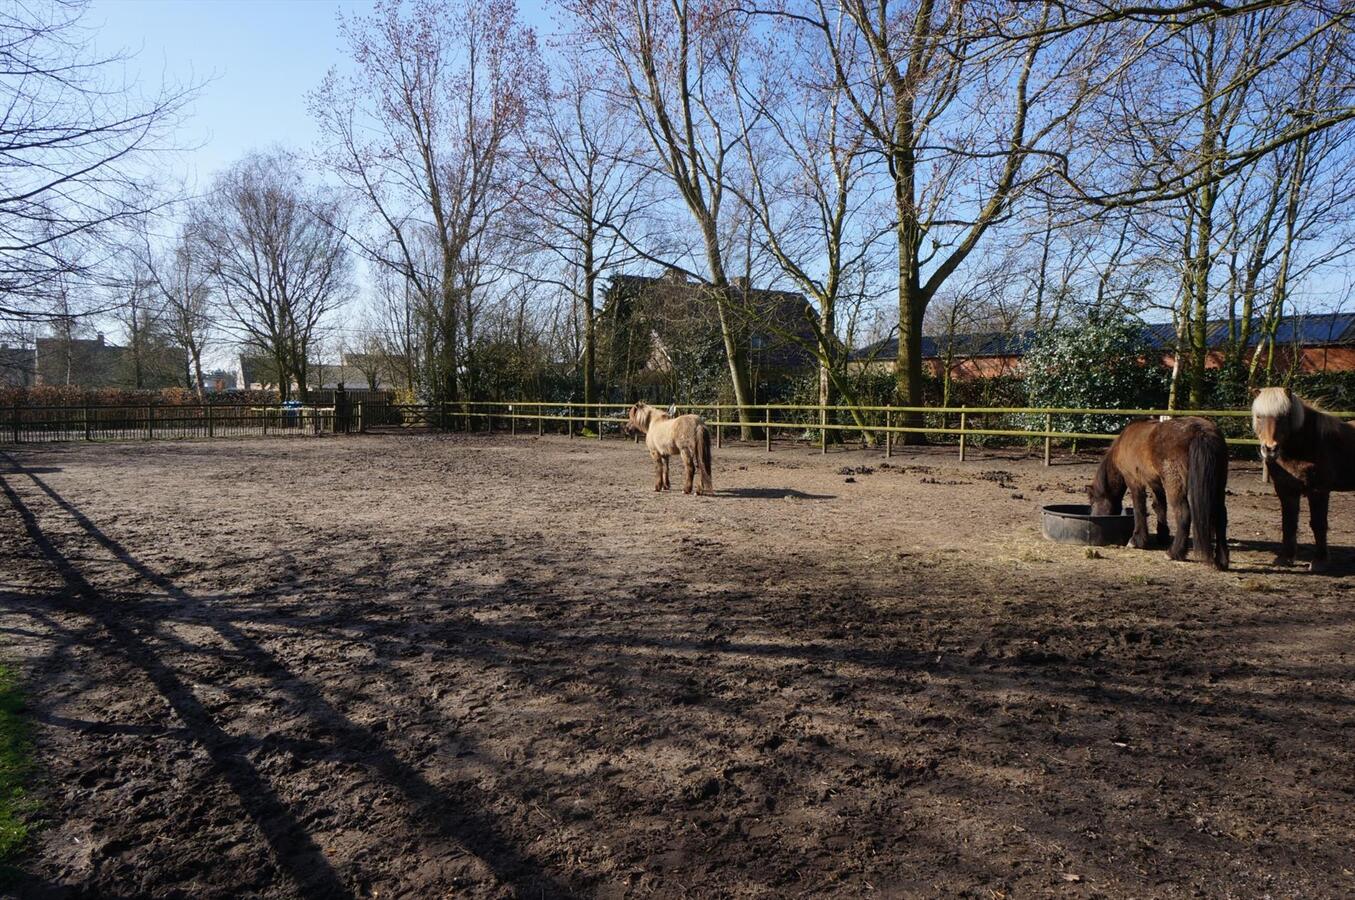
[1,433,1353,898]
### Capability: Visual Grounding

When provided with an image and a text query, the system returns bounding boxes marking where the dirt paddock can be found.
[2,433,1353,898]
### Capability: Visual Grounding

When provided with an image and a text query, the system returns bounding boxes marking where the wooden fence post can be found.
[207,404,214,438]
[568,404,574,438]
[598,408,604,441]
[958,407,967,462]
[716,415,723,449]
[84,402,91,441]
[146,405,154,440]
[11,402,19,444]
[884,409,892,459]
[537,407,543,437]
[510,405,516,436]
[1043,412,1052,466]
[764,406,771,452]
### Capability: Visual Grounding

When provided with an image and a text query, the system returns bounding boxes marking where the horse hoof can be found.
[1309,559,1328,574]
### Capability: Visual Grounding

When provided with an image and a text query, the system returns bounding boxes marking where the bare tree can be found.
[143,222,215,398]
[0,0,194,325]
[199,153,353,402]
[786,0,1100,437]
[565,0,766,435]
[312,0,539,406]
[109,257,163,388]
[727,16,890,432]
[513,60,646,408]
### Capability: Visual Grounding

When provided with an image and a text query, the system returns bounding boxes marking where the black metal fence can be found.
[2,404,344,444]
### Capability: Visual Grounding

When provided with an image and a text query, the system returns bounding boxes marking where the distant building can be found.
[34,333,121,386]
[27,333,188,388]
[600,271,820,397]
[850,330,1035,380]
[200,369,238,392]
[236,355,282,392]
[0,346,36,386]
[851,313,1355,380]
[236,352,400,394]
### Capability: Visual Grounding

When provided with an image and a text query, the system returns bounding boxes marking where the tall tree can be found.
[514,61,646,409]
[199,153,352,402]
[797,0,1093,437]
[565,0,764,436]
[312,0,539,406]
[727,14,888,433]
[0,0,193,325]
[143,222,215,398]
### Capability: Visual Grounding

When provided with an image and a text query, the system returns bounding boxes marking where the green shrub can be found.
[1020,316,1167,435]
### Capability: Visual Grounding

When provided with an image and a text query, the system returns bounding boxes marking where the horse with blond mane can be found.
[1251,387,1355,571]
[624,402,714,495]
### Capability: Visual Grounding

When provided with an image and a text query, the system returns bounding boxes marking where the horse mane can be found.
[1306,399,1340,437]
[1252,387,1304,429]
[632,402,669,432]
[1091,450,1123,502]
[1254,387,1348,440]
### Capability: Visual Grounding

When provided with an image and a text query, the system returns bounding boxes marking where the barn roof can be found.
[853,312,1355,362]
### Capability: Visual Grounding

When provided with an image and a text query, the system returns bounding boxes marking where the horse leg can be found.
[1167,486,1191,561]
[680,448,695,494]
[1152,486,1169,546]
[652,453,665,492]
[1275,487,1300,566]
[1309,490,1330,573]
[662,456,671,491]
[1128,485,1150,549]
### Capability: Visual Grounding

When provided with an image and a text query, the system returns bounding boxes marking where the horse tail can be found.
[1188,429,1229,570]
[696,420,714,495]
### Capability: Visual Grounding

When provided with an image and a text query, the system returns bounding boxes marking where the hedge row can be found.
[0,387,281,408]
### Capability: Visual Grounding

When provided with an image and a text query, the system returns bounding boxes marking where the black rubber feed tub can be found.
[1041,504,1136,546]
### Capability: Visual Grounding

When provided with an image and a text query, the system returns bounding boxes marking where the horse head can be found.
[1087,452,1125,516]
[624,402,651,436]
[1251,386,1304,462]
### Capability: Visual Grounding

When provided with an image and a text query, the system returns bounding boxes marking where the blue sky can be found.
[89,0,554,189]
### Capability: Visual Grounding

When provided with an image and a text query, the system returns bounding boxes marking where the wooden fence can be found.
[2,404,342,444]
[10,398,1352,465]
[366,399,1355,465]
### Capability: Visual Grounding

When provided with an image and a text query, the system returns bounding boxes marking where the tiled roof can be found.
[853,313,1355,362]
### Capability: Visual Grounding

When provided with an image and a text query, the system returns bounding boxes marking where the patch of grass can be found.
[0,664,33,868]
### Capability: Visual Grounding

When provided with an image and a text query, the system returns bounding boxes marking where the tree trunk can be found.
[700,236,754,440]
[582,254,596,409]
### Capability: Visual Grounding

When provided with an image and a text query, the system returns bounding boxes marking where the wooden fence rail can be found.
[11,399,1351,467]
[361,399,1355,465]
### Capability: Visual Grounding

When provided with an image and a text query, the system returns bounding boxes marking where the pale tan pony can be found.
[624,402,714,495]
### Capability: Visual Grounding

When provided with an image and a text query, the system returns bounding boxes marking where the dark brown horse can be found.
[1251,387,1355,571]
[1089,416,1229,569]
